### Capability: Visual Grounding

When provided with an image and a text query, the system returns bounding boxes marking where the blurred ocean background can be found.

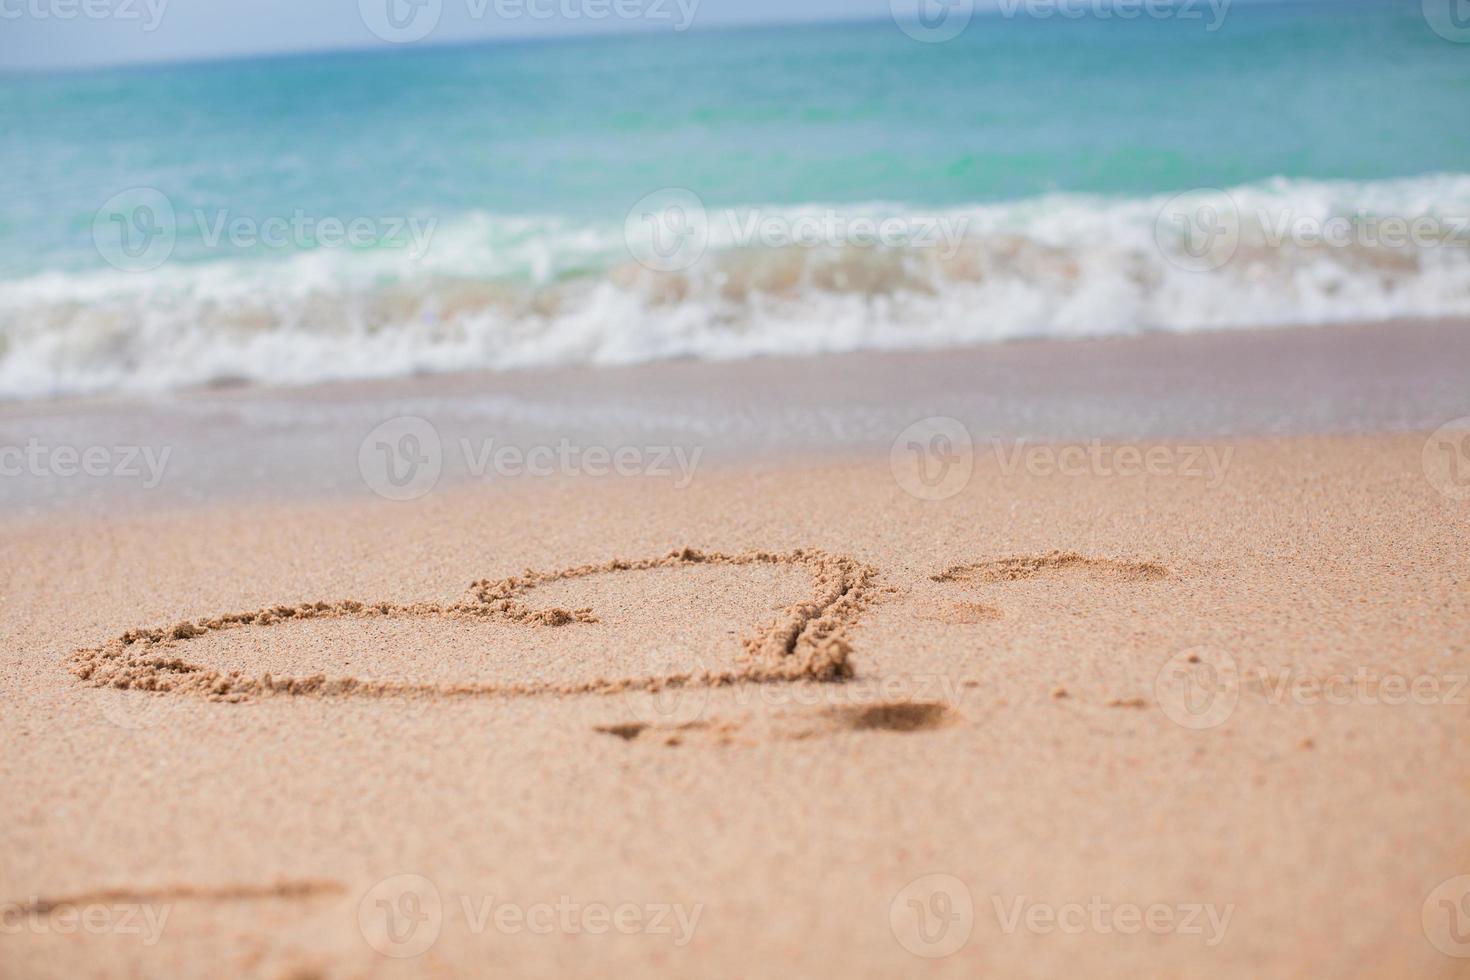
[0,0,1467,399]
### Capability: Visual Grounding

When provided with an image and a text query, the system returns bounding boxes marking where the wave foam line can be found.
[2,175,1469,399]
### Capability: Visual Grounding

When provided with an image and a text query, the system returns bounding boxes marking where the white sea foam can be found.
[2,175,1468,399]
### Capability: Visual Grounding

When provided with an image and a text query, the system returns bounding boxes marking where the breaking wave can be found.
[2,174,1468,399]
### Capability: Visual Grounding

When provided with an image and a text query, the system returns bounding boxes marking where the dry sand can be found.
[3,427,1469,978]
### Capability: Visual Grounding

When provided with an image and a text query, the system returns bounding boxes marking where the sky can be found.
[0,0,900,70]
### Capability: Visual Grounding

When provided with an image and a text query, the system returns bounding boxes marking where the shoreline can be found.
[2,315,1465,418]
[2,317,1468,519]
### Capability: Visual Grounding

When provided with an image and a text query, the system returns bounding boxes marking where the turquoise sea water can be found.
[0,0,1467,396]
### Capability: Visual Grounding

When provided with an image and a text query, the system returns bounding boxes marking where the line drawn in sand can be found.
[925,550,1168,622]
[69,548,880,703]
[10,879,345,915]
[932,551,1168,586]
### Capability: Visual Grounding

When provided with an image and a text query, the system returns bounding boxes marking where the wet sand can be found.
[2,317,1469,517]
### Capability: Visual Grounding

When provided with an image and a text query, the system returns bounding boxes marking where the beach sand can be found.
[3,421,1469,977]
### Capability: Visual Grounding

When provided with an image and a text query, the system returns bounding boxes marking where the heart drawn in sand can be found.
[69,548,880,703]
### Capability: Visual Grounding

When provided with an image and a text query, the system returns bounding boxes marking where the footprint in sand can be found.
[922,550,1167,622]
[68,548,880,705]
